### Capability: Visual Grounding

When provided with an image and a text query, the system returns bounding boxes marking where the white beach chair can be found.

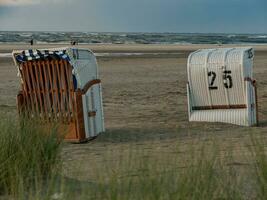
[187,47,258,126]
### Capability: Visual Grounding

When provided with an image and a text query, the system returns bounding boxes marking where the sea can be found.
[0,31,267,45]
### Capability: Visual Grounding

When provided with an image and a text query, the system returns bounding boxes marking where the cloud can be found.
[0,0,39,6]
[0,0,68,6]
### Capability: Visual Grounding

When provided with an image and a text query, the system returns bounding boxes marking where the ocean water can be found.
[0,31,267,45]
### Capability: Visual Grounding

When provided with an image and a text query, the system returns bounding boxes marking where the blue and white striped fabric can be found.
[16,49,70,63]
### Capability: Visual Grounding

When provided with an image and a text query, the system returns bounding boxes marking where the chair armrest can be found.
[81,79,101,95]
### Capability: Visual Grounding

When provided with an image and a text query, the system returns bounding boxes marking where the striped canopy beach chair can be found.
[13,48,105,142]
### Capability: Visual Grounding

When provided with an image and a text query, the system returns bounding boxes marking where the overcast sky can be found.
[0,0,266,33]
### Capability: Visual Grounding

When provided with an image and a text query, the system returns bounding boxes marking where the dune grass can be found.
[0,114,63,199]
[0,114,267,199]
[60,132,267,200]
[64,139,242,200]
[249,133,267,199]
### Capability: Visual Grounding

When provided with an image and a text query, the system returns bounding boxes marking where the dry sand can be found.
[1,44,267,181]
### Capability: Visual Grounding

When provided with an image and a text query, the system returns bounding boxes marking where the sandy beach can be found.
[1,44,267,182]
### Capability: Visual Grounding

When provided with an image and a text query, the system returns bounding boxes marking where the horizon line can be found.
[0,30,267,35]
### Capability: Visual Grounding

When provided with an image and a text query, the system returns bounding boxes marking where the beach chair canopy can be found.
[187,47,258,126]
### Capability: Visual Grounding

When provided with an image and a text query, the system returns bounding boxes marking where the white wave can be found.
[0,53,12,58]
[173,42,192,45]
[248,35,267,39]
[227,35,236,38]
[19,34,33,37]
[86,33,99,36]
[35,41,70,45]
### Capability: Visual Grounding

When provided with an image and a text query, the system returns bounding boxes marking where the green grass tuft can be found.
[0,114,63,198]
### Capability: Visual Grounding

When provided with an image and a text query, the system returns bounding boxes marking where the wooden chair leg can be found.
[16,91,24,115]
[74,89,86,141]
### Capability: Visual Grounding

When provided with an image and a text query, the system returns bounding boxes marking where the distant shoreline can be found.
[1,44,267,54]
[1,32,267,46]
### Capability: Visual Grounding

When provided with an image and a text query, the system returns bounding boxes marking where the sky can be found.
[0,0,266,33]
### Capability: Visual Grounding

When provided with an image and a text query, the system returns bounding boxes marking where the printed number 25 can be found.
[208,70,233,90]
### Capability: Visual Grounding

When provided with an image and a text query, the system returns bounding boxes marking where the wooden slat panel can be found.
[42,61,52,119]
[55,59,65,121]
[51,60,61,119]
[33,61,44,117]
[59,60,71,122]
[37,60,48,119]
[28,61,40,114]
[20,63,31,113]
[19,59,77,125]
[17,57,87,141]
[64,60,75,121]
[24,62,36,114]
[46,60,57,119]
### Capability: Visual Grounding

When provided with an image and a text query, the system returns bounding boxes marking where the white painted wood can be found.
[71,48,105,138]
[187,47,257,126]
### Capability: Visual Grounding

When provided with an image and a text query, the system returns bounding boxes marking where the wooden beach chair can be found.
[13,48,105,142]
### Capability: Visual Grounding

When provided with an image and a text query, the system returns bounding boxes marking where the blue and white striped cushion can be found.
[16,49,70,63]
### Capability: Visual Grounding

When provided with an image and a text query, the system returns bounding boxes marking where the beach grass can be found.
[69,138,242,200]
[249,133,267,199]
[0,114,267,199]
[0,114,63,199]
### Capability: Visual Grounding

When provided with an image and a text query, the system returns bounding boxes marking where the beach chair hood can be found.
[13,47,99,90]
